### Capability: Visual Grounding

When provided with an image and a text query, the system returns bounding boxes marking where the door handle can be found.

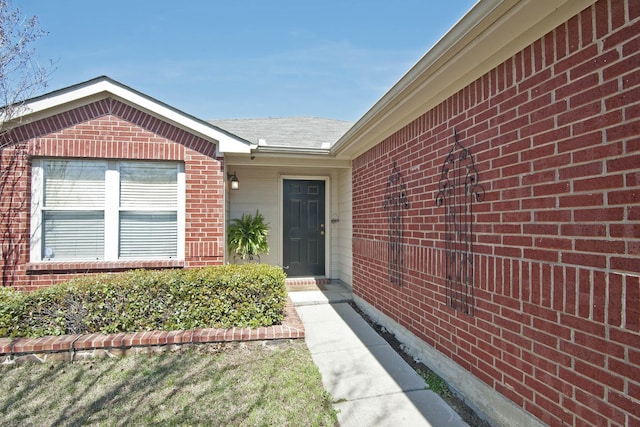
[320,231,325,235]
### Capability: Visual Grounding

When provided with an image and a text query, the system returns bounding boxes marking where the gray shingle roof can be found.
[209,117,353,150]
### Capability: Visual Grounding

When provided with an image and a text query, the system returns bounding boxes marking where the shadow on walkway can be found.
[289,281,468,427]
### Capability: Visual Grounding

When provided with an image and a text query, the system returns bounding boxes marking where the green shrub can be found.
[0,264,287,338]
[170,264,286,329]
[0,286,23,337]
[79,269,176,334]
[18,282,85,337]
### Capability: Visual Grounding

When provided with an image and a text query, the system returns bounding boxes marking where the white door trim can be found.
[279,175,330,277]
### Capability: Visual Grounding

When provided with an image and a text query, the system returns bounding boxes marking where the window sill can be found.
[26,259,184,274]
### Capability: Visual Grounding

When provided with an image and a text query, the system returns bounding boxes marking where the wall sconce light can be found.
[227,171,239,190]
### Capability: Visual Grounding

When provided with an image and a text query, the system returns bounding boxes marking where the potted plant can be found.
[227,210,270,263]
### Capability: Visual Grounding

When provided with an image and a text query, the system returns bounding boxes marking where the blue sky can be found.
[20,1,477,122]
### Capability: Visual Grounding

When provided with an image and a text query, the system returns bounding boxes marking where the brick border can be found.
[0,298,304,363]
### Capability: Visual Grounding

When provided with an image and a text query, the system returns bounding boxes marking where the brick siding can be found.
[352,1,639,425]
[0,98,225,290]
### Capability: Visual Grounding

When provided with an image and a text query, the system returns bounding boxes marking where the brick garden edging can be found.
[0,297,304,364]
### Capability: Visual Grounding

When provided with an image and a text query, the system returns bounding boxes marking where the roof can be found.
[210,117,353,151]
[5,76,252,154]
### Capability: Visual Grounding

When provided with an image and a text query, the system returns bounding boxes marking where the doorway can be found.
[283,179,325,276]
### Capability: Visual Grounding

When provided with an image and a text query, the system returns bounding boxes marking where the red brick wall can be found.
[0,98,225,290]
[352,1,639,425]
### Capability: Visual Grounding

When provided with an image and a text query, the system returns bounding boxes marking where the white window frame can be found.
[30,158,185,262]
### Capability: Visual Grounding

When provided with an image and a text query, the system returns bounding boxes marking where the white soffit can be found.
[332,0,598,159]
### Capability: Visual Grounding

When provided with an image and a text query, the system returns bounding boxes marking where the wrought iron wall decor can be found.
[435,130,485,315]
[383,161,409,285]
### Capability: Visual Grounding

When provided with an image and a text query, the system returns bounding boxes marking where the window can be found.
[42,160,106,260]
[119,162,179,259]
[31,159,185,262]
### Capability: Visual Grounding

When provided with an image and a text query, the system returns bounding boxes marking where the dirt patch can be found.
[350,302,491,427]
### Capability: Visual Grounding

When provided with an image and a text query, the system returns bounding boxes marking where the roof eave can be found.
[225,150,351,169]
[331,0,597,160]
[253,145,331,155]
[6,76,252,155]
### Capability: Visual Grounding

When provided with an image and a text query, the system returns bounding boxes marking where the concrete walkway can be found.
[288,282,468,427]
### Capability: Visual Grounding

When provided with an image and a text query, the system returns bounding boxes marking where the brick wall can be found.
[0,98,225,290]
[352,1,639,425]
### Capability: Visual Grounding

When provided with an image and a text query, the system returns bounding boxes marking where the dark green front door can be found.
[283,179,325,276]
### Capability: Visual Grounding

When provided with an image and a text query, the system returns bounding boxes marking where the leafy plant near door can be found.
[227,210,270,262]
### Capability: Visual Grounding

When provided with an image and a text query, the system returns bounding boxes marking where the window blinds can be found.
[44,160,105,208]
[119,162,178,259]
[120,162,177,208]
[42,161,106,260]
[43,211,105,260]
[40,160,179,261]
[119,212,177,259]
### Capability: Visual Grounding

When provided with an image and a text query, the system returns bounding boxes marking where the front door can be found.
[283,179,325,276]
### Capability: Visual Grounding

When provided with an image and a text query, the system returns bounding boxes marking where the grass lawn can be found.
[0,340,337,426]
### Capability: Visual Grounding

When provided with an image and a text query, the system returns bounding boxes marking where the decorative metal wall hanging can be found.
[383,161,409,285]
[435,130,485,315]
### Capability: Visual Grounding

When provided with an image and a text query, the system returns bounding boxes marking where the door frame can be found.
[278,175,331,277]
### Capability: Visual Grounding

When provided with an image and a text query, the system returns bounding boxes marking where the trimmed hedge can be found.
[0,264,287,338]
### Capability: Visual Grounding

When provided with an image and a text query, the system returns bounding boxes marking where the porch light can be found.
[227,171,239,190]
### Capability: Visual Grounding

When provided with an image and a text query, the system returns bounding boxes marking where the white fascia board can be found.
[224,152,351,169]
[13,77,251,155]
[332,0,597,160]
